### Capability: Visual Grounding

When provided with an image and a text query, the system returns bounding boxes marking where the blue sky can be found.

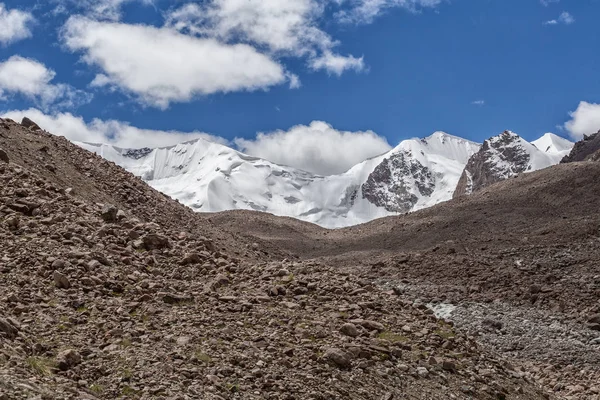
[1,0,600,174]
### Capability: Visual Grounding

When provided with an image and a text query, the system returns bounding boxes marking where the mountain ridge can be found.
[77,130,572,227]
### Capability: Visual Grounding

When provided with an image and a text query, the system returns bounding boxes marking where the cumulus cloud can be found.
[165,0,365,76]
[1,108,227,148]
[335,0,444,24]
[0,3,35,45]
[564,101,600,140]
[0,56,91,110]
[61,16,289,109]
[235,121,392,175]
[309,52,365,76]
[471,100,485,106]
[52,0,153,21]
[544,11,574,25]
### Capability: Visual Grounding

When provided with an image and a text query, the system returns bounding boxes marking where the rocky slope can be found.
[453,131,569,197]
[0,118,553,399]
[213,160,600,399]
[561,130,600,163]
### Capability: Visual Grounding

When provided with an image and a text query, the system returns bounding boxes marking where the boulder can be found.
[21,117,41,131]
[0,148,8,164]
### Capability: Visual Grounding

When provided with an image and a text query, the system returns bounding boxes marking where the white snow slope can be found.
[77,131,570,228]
[532,133,573,160]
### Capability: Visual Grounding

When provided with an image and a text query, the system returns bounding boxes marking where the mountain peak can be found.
[532,133,573,155]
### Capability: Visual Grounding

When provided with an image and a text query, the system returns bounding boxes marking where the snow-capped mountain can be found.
[78,130,570,228]
[453,131,573,197]
[532,133,574,159]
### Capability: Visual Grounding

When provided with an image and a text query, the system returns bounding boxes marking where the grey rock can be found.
[340,323,360,337]
[53,271,71,289]
[142,233,170,250]
[100,204,119,222]
[323,348,353,369]
[21,117,41,131]
[0,148,8,164]
[0,318,18,339]
[57,349,81,371]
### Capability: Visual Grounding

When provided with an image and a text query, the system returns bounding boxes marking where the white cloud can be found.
[61,16,289,109]
[52,0,153,21]
[165,1,365,76]
[540,0,559,6]
[471,100,485,106]
[309,52,365,76]
[0,56,90,110]
[166,1,330,56]
[234,120,391,175]
[544,11,574,25]
[0,3,35,45]
[1,108,227,148]
[564,101,600,140]
[335,0,444,24]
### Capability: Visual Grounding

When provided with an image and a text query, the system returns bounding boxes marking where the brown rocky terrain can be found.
[561,130,600,163]
[1,117,599,399]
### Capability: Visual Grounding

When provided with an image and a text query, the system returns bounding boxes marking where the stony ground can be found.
[1,116,599,399]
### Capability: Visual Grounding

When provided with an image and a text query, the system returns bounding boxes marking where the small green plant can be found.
[122,367,134,380]
[120,338,132,348]
[121,385,139,397]
[377,331,409,343]
[226,382,240,393]
[89,384,104,395]
[434,329,456,339]
[77,306,89,313]
[194,351,212,364]
[26,357,56,376]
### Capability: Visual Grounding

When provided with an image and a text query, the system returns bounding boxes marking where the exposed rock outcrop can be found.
[561,130,600,163]
[362,151,435,213]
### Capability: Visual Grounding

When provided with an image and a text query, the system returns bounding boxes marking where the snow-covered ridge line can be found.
[78,131,572,228]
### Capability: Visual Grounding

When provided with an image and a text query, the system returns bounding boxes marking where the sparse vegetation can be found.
[26,357,55,376]
[377,331,409,343]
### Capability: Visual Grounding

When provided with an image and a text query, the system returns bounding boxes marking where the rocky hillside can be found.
[0,119,553,399]
[453,131,568,197]
[561,130,600,163]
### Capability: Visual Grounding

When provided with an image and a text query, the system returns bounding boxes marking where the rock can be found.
[589,323,600,331]
[21,117,41,131]
[181,252,202,265]
[142,233,170,250]
[416,367,429,377]
[176,336,191,346]
[482,318,503,330]
[53,271,71,289]
[340,323,360,337]
[0,318,18,339]
[323,348,353,369]
[442,361,457,372]
[100,204,119,222]
[589,314,600,324]
[161,293,192,305]
[357,320,385,332]
[57,349,81,371]
[0,148,8,164]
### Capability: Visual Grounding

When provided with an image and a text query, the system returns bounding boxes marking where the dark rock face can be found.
[123,147,153,159]
[362,151,435,213]
[561,131,600,163]
[454,131,530,198]
[21,117,41,131]
[0,148,9,164]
